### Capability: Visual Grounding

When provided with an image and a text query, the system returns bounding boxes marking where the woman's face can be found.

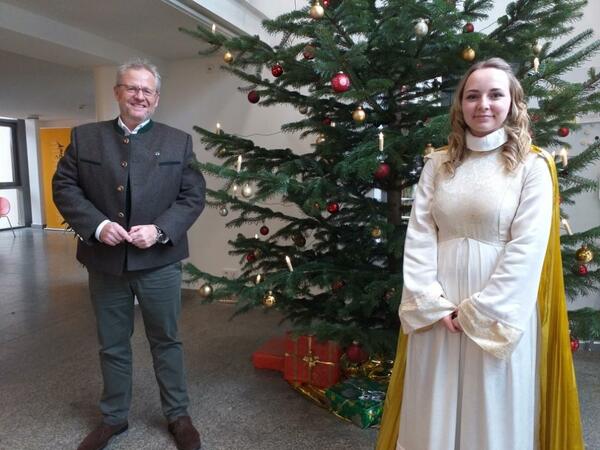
[461,67,511,137]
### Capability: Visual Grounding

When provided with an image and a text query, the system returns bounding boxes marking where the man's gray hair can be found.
[116,58,161,92]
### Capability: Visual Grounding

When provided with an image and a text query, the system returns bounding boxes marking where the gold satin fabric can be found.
[376,147,584,450]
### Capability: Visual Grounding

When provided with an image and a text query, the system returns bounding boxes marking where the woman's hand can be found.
[440,311,463,333]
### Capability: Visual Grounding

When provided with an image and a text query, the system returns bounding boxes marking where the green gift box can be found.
[325,378,387,428]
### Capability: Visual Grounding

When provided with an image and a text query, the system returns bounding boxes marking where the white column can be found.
[25,118,45,227]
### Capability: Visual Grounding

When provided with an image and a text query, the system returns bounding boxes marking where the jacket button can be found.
[123,137,130,144]
[116,185,124,192]
[118,212,125,218]
[121,161,128,168]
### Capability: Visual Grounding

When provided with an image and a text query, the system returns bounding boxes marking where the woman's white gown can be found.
[397,148,552,450]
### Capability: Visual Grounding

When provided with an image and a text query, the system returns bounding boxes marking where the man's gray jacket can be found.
[52,119,206,275]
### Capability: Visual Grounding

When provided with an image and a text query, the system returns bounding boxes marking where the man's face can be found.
[114,68,160,129]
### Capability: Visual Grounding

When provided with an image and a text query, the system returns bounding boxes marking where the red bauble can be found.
[323,0,330,6]
[247,90,260,104]
[331,72,351,93]
[322,117,332,126]
[558,127,570,137]
[326,202,340,214]
[259,225,269,235]
[464,22,474,33]
[271,64,283,77]
[570,336,580,352]
[345,341,369,364]
[531,113,541,123]
[374,163,391,180]
[331,280,345,292]
[578,264,588,276]
[246,252,257,262]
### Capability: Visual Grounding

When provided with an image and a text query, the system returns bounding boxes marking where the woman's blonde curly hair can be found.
[445,57,531,175]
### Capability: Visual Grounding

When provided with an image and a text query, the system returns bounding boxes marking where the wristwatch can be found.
[154,225,169,244]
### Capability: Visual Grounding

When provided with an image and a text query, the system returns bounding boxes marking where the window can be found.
[0,120,19,188]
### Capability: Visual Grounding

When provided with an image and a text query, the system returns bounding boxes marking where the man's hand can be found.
[440,311,463,333]
[99,222,133,246]
[129,224,159,249]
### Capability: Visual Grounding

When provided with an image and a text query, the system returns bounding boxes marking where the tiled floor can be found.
[0,229,598,449]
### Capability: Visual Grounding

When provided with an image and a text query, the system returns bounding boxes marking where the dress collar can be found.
[466,128,508,152]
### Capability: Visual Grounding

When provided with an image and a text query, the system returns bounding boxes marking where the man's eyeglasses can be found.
[117,84,158,98]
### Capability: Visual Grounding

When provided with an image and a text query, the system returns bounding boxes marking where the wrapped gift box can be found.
[325,378,387,428]
[284,332,342,388]
[252,336,286,372]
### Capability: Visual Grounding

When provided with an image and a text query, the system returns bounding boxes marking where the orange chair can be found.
[0,196,16,237]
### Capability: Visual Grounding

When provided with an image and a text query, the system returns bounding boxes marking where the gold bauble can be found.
[414,19,429,37]
[316,133,326,144]
[218,205,229,216]
[309,2,325,19]
[299,105,309,115]
[461,46,476,62]
[199,283,213,298]
[371,226,382,238]
[263,290,276,307]
[424,143,435,155]
[575,244,594,264]
[223,51,234,63]
[352,106,366,123]
[532,41,542,55]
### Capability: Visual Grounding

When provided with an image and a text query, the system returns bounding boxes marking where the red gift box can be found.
[252,336,285,372]
[284,332,342,388]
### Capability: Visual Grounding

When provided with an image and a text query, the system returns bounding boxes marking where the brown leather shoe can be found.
[77,422,128,450]
[168,416,201,450]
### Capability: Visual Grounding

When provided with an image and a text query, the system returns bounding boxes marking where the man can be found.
[53,59,205,450]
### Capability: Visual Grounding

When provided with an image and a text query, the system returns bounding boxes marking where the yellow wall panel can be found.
[39,128,71,229]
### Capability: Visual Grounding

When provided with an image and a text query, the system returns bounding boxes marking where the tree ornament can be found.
[533,57,540,73]
[218,205,229,217]
[262,290,276,307]
[259,225,269,236]
[302,44,316,60]
[464,22,474,33]
[345,341,369,364]
[223,51,234,63]
[577,264,588,276]
[247,90,260,104]
[371,226,382,238]
[254,273,264,284]
[323,0,330,6]
[246,251,257,263]
[374,163,391,180]
[575,244,594,264]
[316,133,326,144]
[331,72,351,93]
[271,63,283,77]
[322,117,332,126]
[424,143,435,156]
[298,105,309,114]
[326,202,340,214]
[292,232,306,247]
[533,41,542,55]
[331,280,345,292]
[414,19,428,37]
[309,1,325,19]
[384,288,396,301]
[352,106,366,123]
[461,46,476,62]
[199,283,213,298]
[241,183,253,198]
[570,336,580,352]
[558,127,570,137]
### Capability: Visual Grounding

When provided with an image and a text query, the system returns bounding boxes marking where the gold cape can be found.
[376,147,584,450]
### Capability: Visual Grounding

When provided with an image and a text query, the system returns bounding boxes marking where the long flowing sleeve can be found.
[457,154,553,359]
[399,154,456,333]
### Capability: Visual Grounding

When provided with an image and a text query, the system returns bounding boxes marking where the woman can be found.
[376,58,584,450]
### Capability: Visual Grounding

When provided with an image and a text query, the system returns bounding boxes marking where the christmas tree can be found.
[183,0,600,355]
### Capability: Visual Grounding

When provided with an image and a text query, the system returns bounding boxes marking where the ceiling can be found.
[0,0,220,122]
